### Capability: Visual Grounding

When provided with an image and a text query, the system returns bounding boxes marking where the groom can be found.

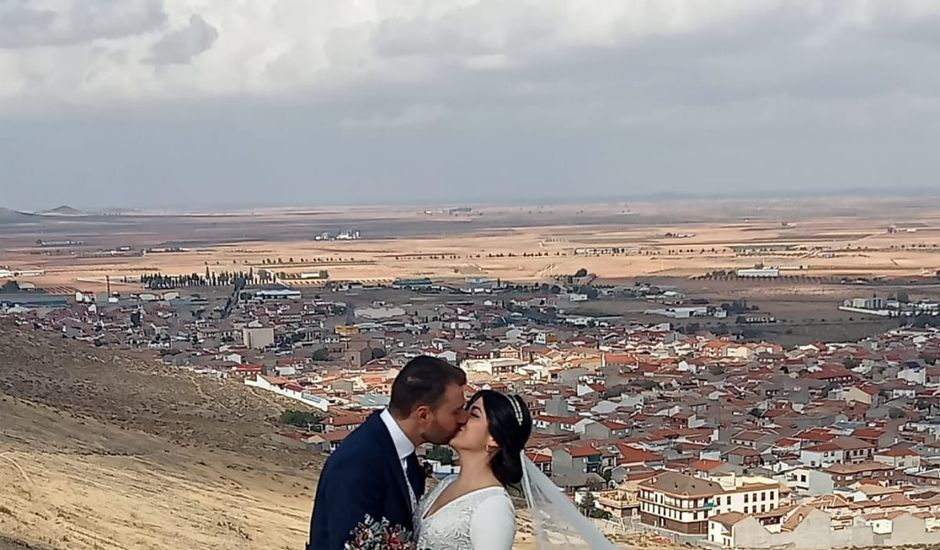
[307,356,468,550]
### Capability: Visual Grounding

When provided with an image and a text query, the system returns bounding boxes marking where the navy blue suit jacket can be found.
[308,411,425,550]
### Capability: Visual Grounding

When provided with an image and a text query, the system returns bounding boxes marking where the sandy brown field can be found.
[3,198,940,293]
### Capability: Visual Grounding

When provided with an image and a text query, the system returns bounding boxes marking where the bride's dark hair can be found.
[467,390,533,486]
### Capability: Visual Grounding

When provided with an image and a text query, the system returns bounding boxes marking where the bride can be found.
[416,389,531,549]
[416,390,616,550]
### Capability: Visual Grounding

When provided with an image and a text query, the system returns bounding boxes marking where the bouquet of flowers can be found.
[344,515,415,550]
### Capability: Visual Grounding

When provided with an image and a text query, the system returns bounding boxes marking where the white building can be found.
[850,297,887,310]
[778,468,835,496]
[243,326,275,349]
[355,306,406,320]
[709,475,783,516]
[736,268,780,278]
[244,375,329,412]
[898,367,927,385]
[461,357,527,376]
[644,306,709,319]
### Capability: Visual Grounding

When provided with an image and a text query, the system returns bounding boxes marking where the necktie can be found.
[406,452,425,498]
[405,452,422,539]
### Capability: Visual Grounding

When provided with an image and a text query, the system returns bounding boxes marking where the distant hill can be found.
[0,207,35,222]
[41,205,85,216]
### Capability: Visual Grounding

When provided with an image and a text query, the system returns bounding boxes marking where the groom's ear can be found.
[413,404,432,423]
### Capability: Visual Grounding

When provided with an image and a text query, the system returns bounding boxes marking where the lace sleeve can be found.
[468,493,515,550]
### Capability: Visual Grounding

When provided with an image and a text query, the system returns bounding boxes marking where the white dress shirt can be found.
[380,409,418,511]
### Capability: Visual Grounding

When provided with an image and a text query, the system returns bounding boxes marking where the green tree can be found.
[371,347,387,360]
[426,445,455,465]
[280,409,323,429]
[312,348,331,361]
[578,493,610,519]
[579,492,596,516]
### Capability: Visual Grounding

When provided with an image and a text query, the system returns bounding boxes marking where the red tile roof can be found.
[615,444,663,465]
[690,459,724,471]
[568,445,603,458]
[794,428,837,443]
[852,428,886,439]
[877,447,919,457]
[804,441,839,453]
[525,451,552,464]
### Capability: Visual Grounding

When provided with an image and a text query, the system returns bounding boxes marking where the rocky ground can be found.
[0,537,52,550]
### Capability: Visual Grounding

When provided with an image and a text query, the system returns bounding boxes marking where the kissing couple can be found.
[307,355,615,550]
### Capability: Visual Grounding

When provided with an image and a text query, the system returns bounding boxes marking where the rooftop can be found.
[640,471,724,498]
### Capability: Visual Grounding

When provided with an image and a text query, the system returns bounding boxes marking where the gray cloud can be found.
[146,14,218,65]
[2,1,940,209]
[0,0,167,49]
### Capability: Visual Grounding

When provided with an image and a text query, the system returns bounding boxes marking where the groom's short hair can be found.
[389,356,466,417]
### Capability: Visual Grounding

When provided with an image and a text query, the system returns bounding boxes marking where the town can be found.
[4,267,940,549]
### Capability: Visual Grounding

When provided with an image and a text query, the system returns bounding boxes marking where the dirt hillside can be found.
[0,323,319,550]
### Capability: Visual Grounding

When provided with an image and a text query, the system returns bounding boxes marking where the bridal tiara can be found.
[504,393,524,426]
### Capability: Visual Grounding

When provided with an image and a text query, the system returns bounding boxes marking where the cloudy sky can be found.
[2,0,939,210]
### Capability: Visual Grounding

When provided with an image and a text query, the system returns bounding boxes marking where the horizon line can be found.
[5,185,940,214]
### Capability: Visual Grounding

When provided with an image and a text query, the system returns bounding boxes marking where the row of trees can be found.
[888,243,940,249]
[262,258,354,265]
[722,299,758,314]
[141,271,248,289]
[141,268,282,290]
[695,271,835,283]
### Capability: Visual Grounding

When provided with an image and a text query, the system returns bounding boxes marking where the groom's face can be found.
[420,383,468,445]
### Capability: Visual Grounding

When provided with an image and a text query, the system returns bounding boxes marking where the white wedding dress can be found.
[416,475,516,550]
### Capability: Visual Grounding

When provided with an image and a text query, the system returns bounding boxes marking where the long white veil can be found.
[521,457,618,549]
